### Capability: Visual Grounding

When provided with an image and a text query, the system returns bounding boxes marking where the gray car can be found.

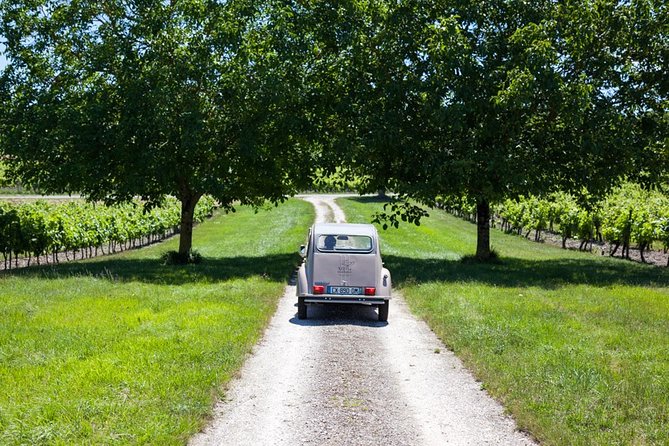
[296,223,392,321]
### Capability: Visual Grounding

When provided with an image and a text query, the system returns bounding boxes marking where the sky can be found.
[0,43,6,70]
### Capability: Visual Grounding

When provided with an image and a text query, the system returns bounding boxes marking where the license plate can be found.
[327,286,363,295]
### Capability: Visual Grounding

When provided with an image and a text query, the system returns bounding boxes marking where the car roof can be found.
[313,223,378,237]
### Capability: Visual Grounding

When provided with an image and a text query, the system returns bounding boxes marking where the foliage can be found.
[600,183,669,259]
[0,0,314,256]
[444,183,669,263]
[310,168,364,193]
[372,199,430,231]
[0,196,216,268]
[305,0,667,260]
[1,0,665,261]
[0,161,8,188]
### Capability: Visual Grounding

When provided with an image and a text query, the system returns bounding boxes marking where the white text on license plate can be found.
[328,286,363,295]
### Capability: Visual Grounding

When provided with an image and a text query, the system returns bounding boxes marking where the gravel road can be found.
[190,195,537,446]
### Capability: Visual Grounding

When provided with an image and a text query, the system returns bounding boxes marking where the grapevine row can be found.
[0,196,216,269]
[437,183,669,265]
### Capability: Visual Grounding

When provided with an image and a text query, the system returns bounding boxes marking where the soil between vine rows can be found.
[523,227,669,267]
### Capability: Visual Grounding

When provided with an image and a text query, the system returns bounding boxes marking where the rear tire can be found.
[297,297,307,319]
[378,300,389,322]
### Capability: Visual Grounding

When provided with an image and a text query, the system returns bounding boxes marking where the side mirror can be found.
[299,245,306,257]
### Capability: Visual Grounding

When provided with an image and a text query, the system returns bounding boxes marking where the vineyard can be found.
[437,183,669,265]
[0,196,217,270]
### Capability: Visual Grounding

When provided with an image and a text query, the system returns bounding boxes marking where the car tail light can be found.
[364,287,376,296]
[313,285,325,294]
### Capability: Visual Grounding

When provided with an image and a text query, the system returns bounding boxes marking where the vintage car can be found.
[296,223,391,321]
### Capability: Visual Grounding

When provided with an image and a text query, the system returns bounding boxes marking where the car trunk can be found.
[312,252,377,290]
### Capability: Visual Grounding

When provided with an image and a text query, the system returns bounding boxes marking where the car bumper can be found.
[303,295,389,305]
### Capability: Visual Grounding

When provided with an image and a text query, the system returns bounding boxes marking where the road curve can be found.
[189,195,536,446]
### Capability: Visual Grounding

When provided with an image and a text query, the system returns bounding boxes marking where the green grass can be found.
[340,197,669,446]
[0,199,314,445]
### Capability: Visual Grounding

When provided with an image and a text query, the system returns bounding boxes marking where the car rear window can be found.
[316,234,373,253]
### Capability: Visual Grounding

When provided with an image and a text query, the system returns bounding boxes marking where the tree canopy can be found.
[306,0,668,259]
[0,0,314,258]
[1,0,666,261]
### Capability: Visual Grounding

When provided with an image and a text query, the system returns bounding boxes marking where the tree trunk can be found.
[178,193,201,257]
[475,199,491,260]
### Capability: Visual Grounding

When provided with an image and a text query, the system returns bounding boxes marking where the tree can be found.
[609,0,668,185]
[0,0,313,259]
[325,0,662,260]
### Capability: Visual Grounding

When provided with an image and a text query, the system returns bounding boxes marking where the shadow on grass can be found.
[384,255,669,289]
[5,254,302,285]
[346,195,393,204]
[5,249,668,289]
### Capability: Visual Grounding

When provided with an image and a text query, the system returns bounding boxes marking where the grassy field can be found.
[0,199,314,445]
[340,197,669,446]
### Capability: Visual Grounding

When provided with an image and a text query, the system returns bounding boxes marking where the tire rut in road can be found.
[300,195,347,224]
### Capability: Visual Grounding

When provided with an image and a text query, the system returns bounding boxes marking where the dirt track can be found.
[190,195,536,446]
